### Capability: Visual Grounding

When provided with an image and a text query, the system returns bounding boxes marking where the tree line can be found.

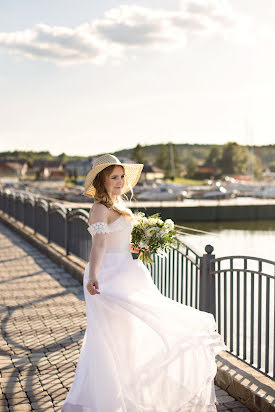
[1,142,274,181]
[131,142,264,180]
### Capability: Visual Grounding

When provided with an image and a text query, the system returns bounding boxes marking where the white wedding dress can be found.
[61,215,227,412]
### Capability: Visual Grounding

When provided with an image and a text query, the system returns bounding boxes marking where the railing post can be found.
[65,208,69,256]
[199,244,216,317]
[47,202,51,243]
[33,197,37,234]
[11,192,15,218]
[22,195,25,227]
[8,193,11,216]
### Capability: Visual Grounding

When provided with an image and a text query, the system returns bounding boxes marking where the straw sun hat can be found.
[84,154,144,198]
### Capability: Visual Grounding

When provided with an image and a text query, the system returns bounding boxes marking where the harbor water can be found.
[178,219,275,261]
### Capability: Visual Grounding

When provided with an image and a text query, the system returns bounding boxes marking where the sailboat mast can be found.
[245,120,254,182]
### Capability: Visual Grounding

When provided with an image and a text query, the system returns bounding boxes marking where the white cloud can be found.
[0,2,267,65]
[0,23,122,65]
[93,5,187,51]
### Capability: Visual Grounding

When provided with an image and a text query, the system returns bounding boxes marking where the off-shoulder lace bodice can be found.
[87,215,133,253]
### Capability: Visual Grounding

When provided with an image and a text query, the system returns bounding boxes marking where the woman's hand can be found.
[129,243,140,254]
[86,278,100,295]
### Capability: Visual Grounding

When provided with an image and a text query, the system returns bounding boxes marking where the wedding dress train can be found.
[61,215,227,412]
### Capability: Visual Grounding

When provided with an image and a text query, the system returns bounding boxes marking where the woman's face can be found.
[104,165,125,197]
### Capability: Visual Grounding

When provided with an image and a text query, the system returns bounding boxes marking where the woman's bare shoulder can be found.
[89,203,109,225]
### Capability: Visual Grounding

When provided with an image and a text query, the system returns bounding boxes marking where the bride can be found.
[61,154,227,412]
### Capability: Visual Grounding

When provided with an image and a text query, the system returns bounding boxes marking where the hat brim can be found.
[83,163,143,198]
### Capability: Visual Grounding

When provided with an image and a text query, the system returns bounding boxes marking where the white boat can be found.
[137,183,185,201]
[253,185,275,199]
[202,186,236,199]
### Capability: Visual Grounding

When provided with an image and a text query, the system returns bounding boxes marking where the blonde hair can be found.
[93,165,134,220]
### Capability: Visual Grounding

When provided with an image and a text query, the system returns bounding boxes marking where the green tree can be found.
[131,144,144,164]
[253,155,263,179]
[186,157,198,178]
[220,142,249,175]
[268,161,275,173]
[155,144,169,175]
[154,143,181,179]
[247,150,263,180]
[73,168,78,181]
[168,142,181,180]
[205,146,222,168]
[57,152,68,163]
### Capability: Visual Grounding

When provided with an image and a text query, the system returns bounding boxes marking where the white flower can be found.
[164,219,174,230]
[132,214,176,260]
[144,227,154,238]
[147,218,157,225]
[160,226,170,234]
[138,240,148,249]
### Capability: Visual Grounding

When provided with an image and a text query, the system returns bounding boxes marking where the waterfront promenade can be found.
[0,222,251,411]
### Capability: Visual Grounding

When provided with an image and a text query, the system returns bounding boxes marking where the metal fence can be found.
[211,254,275,380]
[148,245,200,309]
[0,189,274,380]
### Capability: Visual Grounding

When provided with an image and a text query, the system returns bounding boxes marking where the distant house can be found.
[195,164,217,179]
[0,160,29,176]
[65,159,92,176]
[198,165,215,175]
[140,164,164,182]
[32,160,64,171]
[39,167,66,180]
[30,159,66,180]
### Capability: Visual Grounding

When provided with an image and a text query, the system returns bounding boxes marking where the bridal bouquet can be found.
[131,212,179,264]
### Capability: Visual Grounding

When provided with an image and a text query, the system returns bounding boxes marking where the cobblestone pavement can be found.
[0,222,252,412]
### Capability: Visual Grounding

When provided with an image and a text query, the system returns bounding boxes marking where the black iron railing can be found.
[0,188,274,380]
[211,254,275,380]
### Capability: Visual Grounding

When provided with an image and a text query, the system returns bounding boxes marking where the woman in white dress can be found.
[61,154,227,412]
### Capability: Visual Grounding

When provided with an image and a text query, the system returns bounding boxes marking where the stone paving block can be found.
[216,406,231,411]
[27,392,48,401]
[0,222,251,412]
[8,407,32,412]
[30,401,53,408]
[7,395,28,401]
[5,399,30,406]
[225,400,253,409]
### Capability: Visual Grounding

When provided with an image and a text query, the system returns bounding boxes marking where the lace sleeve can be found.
[87,222,111,237]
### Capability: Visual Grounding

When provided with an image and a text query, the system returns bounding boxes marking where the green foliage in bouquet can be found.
[131,212,180,264]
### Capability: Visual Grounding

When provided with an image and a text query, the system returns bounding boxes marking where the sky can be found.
[0,0,274,157]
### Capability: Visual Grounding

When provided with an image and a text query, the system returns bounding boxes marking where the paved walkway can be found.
[0,222,251,411]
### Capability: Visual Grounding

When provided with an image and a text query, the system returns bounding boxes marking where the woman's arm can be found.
[86,204,109,295]
[88,234,107,281]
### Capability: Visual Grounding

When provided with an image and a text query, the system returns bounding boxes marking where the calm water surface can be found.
[177,220,275,261]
